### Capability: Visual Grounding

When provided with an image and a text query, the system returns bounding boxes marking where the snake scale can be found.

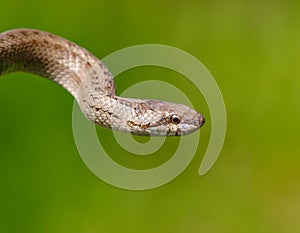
[0,29,205,136]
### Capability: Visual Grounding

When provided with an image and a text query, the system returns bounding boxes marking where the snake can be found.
[0,29,205,136]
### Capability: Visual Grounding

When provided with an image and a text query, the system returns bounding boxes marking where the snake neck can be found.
[78,94,160,135]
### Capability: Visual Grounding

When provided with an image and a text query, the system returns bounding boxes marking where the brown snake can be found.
[0,29,205,136]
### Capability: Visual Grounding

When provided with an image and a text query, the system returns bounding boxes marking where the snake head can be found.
[132,100,205,136]
[167,105,206,136]
[99,97,205,137]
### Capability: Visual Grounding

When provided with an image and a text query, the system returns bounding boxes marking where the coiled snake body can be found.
[0,29,205,136]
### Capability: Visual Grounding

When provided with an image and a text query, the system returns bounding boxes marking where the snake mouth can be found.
[200,116,206,127]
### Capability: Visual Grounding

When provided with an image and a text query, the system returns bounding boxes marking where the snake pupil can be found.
[171,115,181,124]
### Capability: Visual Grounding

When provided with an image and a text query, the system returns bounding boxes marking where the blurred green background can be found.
[1,0,300,232]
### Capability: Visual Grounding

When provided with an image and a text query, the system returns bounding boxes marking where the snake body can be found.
[0,29,205,136]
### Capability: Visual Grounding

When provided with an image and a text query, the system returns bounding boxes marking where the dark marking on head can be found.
[23,61,31,69]
[71,51,77,59]
[42,39,49,45]
[127,121,135,128]
[141,123,150,129]
[31,39,38,45]
[54,44,63,50]
[9,34,16,40]
[72,75,81,84]
[99,62,105,69]
[86,61,91,69]
[127,121,150,130]
[104,70,111,76]
[155,116,168,126]
[48,33,55,39]
[67,41,73,47]
[20,31,28,37]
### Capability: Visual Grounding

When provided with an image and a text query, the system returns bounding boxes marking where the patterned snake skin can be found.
[0,29,205,136]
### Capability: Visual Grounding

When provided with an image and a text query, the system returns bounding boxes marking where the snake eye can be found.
[170,114,181,124]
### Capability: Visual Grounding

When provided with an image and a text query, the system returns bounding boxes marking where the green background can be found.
[0,0,300,232]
